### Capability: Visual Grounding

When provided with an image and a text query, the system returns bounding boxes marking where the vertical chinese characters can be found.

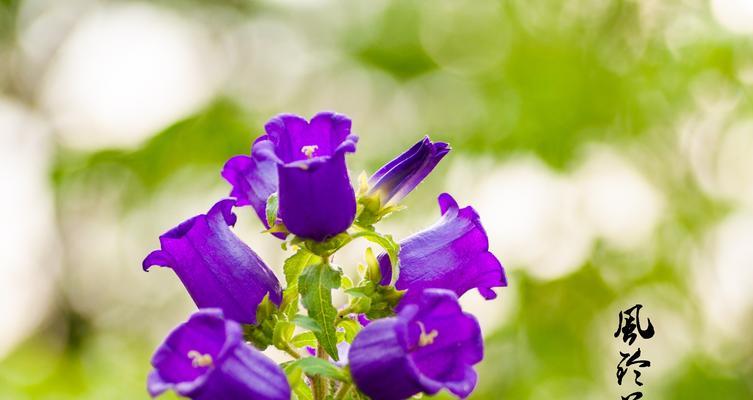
[614,304,655,400]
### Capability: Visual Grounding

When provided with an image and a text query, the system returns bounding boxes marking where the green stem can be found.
[337,306,355,318]
[317,344,329,398]
[311,344,328,400]
[279,342,301,359]
[312,375,323,400]
[334,382,352,400]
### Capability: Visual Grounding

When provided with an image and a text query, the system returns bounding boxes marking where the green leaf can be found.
[338,319,361,343]
[298,264,342,361]
[291,331,318,348]
[351,230,400,285]
[292,315,322,333]
[282,250,321,319]
[287,357,349,382]
[341,274,354,289]
[283,364,314,400]
[285,250,321,288]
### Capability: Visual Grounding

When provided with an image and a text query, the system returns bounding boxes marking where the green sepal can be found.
[363,247,381,283]
[350,229,400,286]
[262,192,289,235]
[343,286,372,314]
[302,233,352,257]
[265,192,279,227]
[345,281,405,320]
[298,264,342,360]
[243,295,279,350]
[338,318,362,343]
[272,321,295,351]
[355,190,407,227]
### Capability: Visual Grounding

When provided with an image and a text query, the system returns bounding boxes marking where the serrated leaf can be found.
[299,264,342,361]
[284,250,321,288]
[288,357,349,382]
[282,250,321,319]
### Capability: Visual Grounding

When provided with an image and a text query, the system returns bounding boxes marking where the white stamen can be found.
[187,350,213,367]
[301,145,319,158]
[417,321,439,347]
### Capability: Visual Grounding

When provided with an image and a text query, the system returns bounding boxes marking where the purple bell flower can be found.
[147,309,291,400]
[222,135,283,238]
[379,193,507,302]
[143,199,282,325]
[226,112,359,241]
[348,289,483,400]
[368,136,450,206]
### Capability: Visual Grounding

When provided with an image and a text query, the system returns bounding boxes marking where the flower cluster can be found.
[143,112,507,400]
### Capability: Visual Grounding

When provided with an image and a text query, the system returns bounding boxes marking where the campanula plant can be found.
[143,111,507,400]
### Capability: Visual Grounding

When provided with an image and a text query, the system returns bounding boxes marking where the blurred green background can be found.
[1,0,753,398]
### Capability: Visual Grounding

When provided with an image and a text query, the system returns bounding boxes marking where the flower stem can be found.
[318,344,330,394]
[337,306,355,318]
[334,382,352,400]
[279,342,301,359]
[312,344,328,400]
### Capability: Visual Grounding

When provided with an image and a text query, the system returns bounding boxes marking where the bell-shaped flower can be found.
[143,199,282,325]
[225,112,358,241]
[348,289,483,400]
[378,193,506,302]
[367,136,450,206]
[221,135,282,237]
[148,309,291,400]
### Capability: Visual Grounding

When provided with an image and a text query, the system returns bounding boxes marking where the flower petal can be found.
[221,135,280,234]
[264,112,358,241]
[368,136,450,205]
[148,309,291,400]
[379,193,507,301]
[142,199,282,324]
[349,289,482,400]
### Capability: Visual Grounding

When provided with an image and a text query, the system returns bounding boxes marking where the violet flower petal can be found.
[368,136,450,206]
[379,193,507,302]
[148,309,291,400]
[221,135,284,238]
[255,112,358,241]
[349,289,483,400]
[143,199,282,324]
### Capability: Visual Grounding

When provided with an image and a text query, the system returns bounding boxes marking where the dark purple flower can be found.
[348,289,483,400]
[379,193,507,302]
[143,199,282,325]
[148,309,291,400]
[249,112,358,241]
[221,136,283,238]
[368,136,450,206]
